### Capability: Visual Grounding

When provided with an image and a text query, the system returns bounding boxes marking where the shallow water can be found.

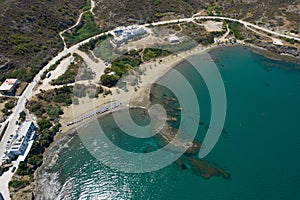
[37,46,300,200]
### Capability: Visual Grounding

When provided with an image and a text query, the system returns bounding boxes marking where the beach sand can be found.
[56,44,216,139]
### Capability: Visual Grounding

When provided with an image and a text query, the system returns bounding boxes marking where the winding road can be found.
[59,0,96,49]
[0,1,299,199]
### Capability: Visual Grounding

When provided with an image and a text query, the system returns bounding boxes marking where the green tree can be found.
[37,118,52,130]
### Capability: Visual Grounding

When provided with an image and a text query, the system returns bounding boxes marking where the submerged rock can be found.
[177,157,231,180]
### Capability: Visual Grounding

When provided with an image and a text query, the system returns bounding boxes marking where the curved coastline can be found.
[34,44,300,198]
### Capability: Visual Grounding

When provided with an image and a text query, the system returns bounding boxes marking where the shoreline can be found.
[53,43,219,140]
[33,43,218,197]
[33,42,299,197]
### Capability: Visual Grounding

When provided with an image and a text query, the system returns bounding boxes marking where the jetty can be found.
[67,101,122,126]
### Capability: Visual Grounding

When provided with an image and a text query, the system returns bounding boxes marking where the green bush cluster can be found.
[143,48,171,62]
[82,0,92,12]
[206,5,221,16]
[5,66,40,83]
[19,111,26,122]
[1,98,17,116]
[100,50,142,87]
[50,53,83,85]
[37,86,73,106]
[8,180,29,189]
[4,99,17,110]
[17,86,70,177]
[228,21,244,40]
[41,53,71,80]
[79,34,109,53]
[63,12,101,47]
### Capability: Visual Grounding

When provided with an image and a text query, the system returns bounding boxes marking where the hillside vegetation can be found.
[93,0,299,34]
[1,0,299,83]
[0,0,86,82]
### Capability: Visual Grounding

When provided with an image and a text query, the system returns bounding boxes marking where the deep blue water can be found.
[40,46,300,200]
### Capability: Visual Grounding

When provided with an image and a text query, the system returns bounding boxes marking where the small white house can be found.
[169,35,180,44]
[0,79,18,95]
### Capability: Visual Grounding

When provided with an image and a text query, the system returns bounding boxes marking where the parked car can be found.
[11,166,16,173]
[46,72,52,78]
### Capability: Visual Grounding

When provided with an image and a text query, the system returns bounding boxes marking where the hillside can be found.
[0,0,299,82]
[93,0,299,35]
[0,0,86,82]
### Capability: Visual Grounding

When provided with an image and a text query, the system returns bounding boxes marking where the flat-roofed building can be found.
[8,121,36,158]
[0,79,18,95]
[169,35,180,44]
[9,137,28,156]
[112,25,147,45]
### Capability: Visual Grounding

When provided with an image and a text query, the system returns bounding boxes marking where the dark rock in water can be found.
[266,83,271,87]
[151,107,230,181]
[181,163,187,170]
[179,157,231,180]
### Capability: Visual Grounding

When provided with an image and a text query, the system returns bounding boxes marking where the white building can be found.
[169,35,180,44]
[8,121,36,158]
[112,25,147,45]
[0,79,18,95]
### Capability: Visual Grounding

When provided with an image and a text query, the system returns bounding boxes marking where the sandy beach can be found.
[55,44,215,136]
[39,39,298,154]
[31,41,300,200]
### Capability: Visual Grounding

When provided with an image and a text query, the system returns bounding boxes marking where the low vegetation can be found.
[143,48,171,62]
[1,98,17,117]
[228,21,244,40]
[100,50,142,87]
[9,180,29,189]
[0,0,86,83]
[100,48,174,87]
[50,53,84,85]
[5,66,42,83]
[19,111,26,122]
[63,12,101,47]
[92,37,119,62]
[41,53,72,80]
[73,83,104,99]
[14,86,73,180]
[178,22,224,46]
[78,34,110,53]
[205,4,221,16]
[82,0,91,12]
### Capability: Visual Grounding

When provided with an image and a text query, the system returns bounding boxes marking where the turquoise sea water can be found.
[38,46,300,200]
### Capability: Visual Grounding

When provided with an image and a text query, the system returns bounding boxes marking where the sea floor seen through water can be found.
[37,46,300,200]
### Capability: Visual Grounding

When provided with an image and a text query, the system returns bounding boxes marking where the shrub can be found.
[9,180,29,189]
[37,118,52,130]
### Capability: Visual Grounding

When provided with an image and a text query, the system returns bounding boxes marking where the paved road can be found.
[142,16,300,42]
[0,9,299,200]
